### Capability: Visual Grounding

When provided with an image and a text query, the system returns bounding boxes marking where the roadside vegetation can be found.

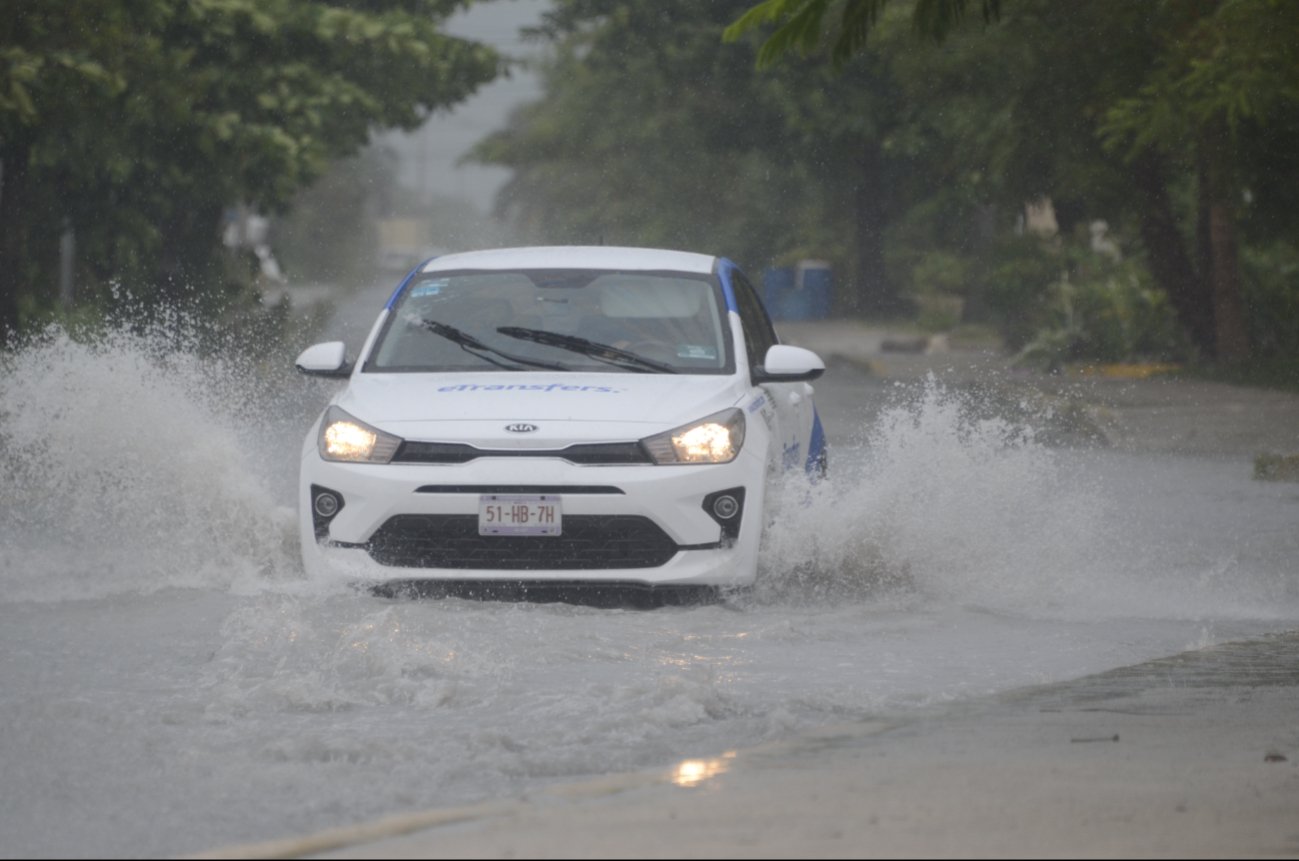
[475,0,1299,381]
[0,0,498,353]
[2,0,1297,386]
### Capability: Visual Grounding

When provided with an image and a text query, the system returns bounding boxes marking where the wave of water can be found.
[757,376,1299,621]
[2,320,1294,622]
[0,320,308,601]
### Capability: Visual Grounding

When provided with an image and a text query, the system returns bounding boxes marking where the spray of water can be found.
[0,315,312,601]
[755,377,1096,607]
[3,315,1293,622]
[755,375,1298,621]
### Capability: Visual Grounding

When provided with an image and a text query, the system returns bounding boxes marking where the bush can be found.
[1013,264,1191,371]
[1241,242,1299,358]
[976,237,1066,350]
[942,228,1188,370]
[910,251,969,331]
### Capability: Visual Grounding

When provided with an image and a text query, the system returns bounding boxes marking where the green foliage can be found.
[0,0,499,343]
[470,0,928,310]
[723,0,1001,68]
[911,251,967,297]
[1100,0,1299,159]
[1240,242,1299,359]
[976,238,1070,351]
[1010,251,1191,371]
[723,0,1299,365]
[473,1,826,269]
[908,251,967,331]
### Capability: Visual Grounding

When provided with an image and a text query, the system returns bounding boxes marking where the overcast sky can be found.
[373,0,552,215]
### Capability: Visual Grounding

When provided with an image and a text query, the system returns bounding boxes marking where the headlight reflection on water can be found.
[671,751,737,787]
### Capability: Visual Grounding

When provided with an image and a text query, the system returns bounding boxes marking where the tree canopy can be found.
[476,0,1299,362]
[724,0,1299,360]
[0,0,499,342]
[723,0,1000,68]
[6,0,1297,366]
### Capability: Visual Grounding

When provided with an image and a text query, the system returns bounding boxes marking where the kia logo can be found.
[505,423,539,433]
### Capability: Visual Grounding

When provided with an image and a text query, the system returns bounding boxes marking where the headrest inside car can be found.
[597,280,704,318]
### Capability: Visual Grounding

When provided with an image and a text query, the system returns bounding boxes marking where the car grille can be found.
[393,441,651,465]
[366,514,681,570]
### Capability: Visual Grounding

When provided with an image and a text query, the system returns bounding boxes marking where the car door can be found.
[729,270,816,474]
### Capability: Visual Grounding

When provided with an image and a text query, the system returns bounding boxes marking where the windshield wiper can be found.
[496,326,679,374]
[421,319,569,371]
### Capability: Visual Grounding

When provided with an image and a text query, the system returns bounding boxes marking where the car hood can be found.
[335,372,750,445]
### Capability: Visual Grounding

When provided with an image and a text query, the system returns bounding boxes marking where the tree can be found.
[0,0,499,343]
[723,0,1000,68]
[1101,0,1299,360]
[473,1,803,260]
[471,0,921,313]
[727,0,1299,360]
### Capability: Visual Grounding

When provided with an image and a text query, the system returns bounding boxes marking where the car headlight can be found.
[642,408,745,464]
[318,406,402,463]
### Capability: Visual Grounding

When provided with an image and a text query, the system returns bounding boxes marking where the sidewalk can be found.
[777,319,1299,458]
[195,633,1299,860]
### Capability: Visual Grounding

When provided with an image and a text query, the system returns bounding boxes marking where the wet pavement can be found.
[187,320,1299,860]
[192,633,1299,859]
[777,319,1299,458]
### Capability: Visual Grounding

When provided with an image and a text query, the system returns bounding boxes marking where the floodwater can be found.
[1,312,1297,858]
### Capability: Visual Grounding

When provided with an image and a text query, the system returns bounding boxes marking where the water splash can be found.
[755,376,1298,620]
[0,318,310,601]
[757,377,1095,606]
[200,598,491,715]
[3,317,1293,622]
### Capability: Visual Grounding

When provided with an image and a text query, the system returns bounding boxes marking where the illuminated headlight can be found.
[642,408,745,465]
[317,406,402,463]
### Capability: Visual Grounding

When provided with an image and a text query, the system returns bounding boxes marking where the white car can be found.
[295,246,826,603]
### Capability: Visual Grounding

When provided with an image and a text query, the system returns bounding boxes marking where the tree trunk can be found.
[854,140,896,315]
[1131,152,1214,355]
[1199,123,1251,361]
[1206,196,1250,360]
[0,145,31,346]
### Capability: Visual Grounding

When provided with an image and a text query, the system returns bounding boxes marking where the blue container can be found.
[763,262,833,320]
[798,262,833,319]
[762,266,796,319]
[782,287,816,321]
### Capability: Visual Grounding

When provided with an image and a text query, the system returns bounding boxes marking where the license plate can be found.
[478,494,562,536]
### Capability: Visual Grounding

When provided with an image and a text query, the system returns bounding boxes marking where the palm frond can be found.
[727,0,1001,69]
[722,0,802,42]
[913,0,1001,42]
[831,0,888,68]
[756,0,833,68]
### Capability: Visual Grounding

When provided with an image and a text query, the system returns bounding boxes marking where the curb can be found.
[184,721,900,860]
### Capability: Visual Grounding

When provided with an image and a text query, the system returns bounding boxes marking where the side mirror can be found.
[754,344,825,383]
[295,341,352,378]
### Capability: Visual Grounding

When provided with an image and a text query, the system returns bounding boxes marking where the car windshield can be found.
[366,268,731,374]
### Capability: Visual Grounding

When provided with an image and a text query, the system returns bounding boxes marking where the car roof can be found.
[418,246,718,276]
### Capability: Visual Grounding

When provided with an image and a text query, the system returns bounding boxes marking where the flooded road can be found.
[2,299,1297,858]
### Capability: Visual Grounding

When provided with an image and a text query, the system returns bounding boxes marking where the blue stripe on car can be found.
[716,259,740,312]
[805,409,826,474]
[384,258,437,310]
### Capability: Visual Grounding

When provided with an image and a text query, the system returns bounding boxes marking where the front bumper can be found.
[299,448,764,588]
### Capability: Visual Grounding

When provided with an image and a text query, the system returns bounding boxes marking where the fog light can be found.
[314,491,340,518]
[702,487,745,543]
[712,494,740,520]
